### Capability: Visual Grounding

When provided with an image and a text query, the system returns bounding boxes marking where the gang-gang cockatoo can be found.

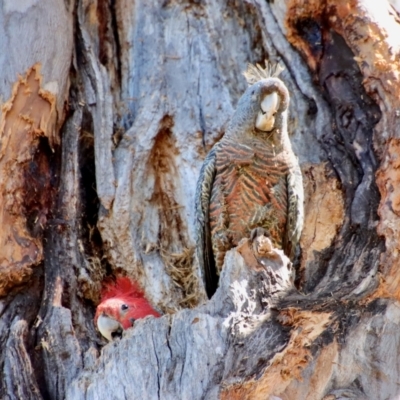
[95,277,161,341]
[195,62,304,298]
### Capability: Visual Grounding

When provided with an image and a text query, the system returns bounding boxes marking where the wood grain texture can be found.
[0,0,72,125]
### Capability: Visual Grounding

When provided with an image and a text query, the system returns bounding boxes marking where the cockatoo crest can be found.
[100,276,145,302]
[243,61,284,85]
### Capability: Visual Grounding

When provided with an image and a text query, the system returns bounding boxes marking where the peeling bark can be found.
[4,319,42,400]
[2,1,400,399]
[0,65,57,296]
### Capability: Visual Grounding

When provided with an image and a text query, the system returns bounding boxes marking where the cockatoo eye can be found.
[121,304,129,311]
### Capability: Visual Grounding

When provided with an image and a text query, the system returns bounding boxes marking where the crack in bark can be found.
[151,332,161,399]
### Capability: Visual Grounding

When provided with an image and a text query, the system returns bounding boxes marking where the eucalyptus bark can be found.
[1,0,400,399]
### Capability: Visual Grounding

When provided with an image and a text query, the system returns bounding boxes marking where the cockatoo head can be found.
[94,277,161,341]
[231,61,289,136]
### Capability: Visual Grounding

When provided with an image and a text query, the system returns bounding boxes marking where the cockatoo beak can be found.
[255,92,279,132]
[97,314,123,342]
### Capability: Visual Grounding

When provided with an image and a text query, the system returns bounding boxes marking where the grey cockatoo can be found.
[195,62,304,297]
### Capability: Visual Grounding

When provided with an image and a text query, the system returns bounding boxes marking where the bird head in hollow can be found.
[94,277,161,341]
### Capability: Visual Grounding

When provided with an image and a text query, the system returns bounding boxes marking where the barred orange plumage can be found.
[196,62,304,297]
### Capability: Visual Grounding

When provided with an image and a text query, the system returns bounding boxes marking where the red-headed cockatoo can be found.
[94,277,161,341]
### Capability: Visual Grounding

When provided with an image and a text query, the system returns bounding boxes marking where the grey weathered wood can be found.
[67,239,295,400]
[0,0,72,126]
[4,319,42,400]
[96,0,274,309]
[78,3,116,211]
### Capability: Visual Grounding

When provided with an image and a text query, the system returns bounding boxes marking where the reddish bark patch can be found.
[286,0,400,301]
[0,64,58,296]
[375,138,400,300]
[221,310,332,400]
[299,163,345,287]
[148,115,183,249]
[147,116,200,308]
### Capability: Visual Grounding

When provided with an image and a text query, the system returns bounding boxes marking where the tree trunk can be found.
[1,0,400,399]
